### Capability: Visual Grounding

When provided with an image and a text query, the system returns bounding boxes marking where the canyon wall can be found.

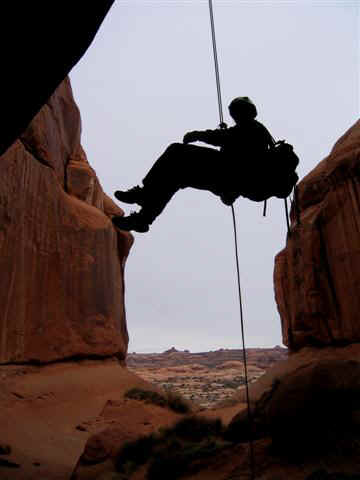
[274,120,360,350]
[0,78,132,364]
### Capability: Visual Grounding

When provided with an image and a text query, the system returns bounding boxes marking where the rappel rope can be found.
[208,0,225,128]
[208,1,255,479]
[284,198,290,235]
[231,205,256,479]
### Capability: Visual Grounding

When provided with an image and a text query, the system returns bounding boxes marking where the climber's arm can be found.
[183,128,227,147]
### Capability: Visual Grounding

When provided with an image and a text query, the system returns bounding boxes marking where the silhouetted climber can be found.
[112,97,298,232]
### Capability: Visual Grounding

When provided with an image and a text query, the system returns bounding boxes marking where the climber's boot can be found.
[112,212,149,233]
[114,186,145,206]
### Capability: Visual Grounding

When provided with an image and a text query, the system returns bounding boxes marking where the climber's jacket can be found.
[185,119,298,202]
[184,119,275,199]
[187,119,274,159]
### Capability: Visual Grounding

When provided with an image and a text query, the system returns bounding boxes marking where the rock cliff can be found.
[0,77,132,364]
[0,2,114,155]
[274,120,360,350]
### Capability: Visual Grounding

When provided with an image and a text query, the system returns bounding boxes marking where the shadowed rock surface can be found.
[0,78,132,364]
[0,2,115,156]
[227,344,360,447]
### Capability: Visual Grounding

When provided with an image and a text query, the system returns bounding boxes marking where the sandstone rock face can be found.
[0,359,155,480]
[0,78,132,363]
[274,120,360,350]
[227,345,360,456]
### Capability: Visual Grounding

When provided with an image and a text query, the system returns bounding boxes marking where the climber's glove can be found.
[183,131,200,144]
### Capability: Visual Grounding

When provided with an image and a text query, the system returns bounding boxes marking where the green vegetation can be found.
[115,415,231,480]
[124,387,191,414]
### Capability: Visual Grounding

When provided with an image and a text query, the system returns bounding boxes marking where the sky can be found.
[70,0,359,353]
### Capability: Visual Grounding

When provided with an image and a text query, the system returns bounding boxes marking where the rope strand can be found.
[208,2,255,477]
[208,0,224,125]
[284,197,290,235]
[231,205,255,480]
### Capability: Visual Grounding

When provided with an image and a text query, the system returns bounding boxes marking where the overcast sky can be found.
[70,0,359,353]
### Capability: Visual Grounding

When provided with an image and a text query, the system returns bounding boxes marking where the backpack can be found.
[240,139,299,202]
[269,140,299,199]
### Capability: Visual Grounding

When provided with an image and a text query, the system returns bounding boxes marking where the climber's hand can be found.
[183,131,199,144]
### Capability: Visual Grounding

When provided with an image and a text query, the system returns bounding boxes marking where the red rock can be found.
[73,395,185,480]
[227,344,360,455]
[0,78,133,363]
[274,120,360,350]
[0,359,157,480]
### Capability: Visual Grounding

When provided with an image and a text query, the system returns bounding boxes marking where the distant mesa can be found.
[162,347,191,354]
[162,347,179,354]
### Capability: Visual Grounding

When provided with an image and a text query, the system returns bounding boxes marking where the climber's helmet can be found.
[229,97,257,122]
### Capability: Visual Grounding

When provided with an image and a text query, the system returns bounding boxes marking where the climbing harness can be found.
[208,1,255,479]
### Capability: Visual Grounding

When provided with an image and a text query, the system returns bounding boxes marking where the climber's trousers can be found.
[141,143,224,224]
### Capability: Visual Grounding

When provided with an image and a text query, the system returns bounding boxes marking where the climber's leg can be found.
[114,143,187,206]
[141,186,180,224]
[140,142,223,223]
[114,185,145,206]
[112,143,223,232]
[143,142,222,192]
[112,186,176,232]
[143,143,190,189]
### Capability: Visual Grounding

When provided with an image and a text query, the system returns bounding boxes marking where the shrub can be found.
[114,415,227,480]
[124,388,191,414]
[147,438,224,480]
[124,388,167,407]
[166,391,191,414]
[162,416,224,442]
[115,434,156,474]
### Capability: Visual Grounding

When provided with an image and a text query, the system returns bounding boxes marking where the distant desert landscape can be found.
[127,346,288,408]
